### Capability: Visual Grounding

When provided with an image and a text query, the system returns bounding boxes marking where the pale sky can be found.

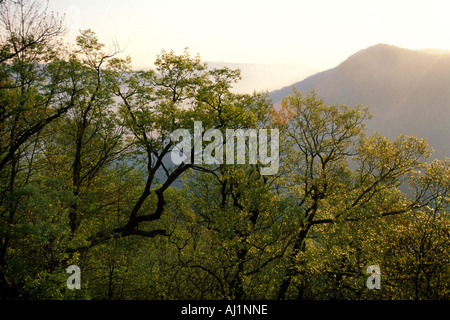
[48,0,450,70]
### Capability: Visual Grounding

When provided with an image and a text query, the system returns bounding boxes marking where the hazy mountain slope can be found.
[270,44,450,159]
[207,61,318,94]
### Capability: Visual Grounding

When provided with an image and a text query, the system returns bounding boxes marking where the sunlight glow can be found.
[48,0,450,70]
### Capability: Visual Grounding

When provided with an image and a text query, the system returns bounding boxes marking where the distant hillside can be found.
[206,61,318,94]
[270,44,450,160]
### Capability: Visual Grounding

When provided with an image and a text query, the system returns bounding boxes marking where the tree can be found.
[273,89,437,299]
[380,158,450,299]
[0,0,70,297]
[167,161,290,299]
[0,0,65,63]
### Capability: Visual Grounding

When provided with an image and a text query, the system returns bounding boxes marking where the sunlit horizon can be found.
[48,0,450,71]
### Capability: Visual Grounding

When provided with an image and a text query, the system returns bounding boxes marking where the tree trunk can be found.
[277,227,308,300]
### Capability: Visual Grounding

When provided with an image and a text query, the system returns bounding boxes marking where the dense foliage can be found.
[0,0,448,300]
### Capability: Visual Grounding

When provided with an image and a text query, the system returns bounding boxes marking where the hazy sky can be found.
[48,0,450,70]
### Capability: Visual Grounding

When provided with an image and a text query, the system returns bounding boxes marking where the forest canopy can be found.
[0,0,449,300]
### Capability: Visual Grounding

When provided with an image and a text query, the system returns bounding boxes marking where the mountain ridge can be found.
[269,43,450,160]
